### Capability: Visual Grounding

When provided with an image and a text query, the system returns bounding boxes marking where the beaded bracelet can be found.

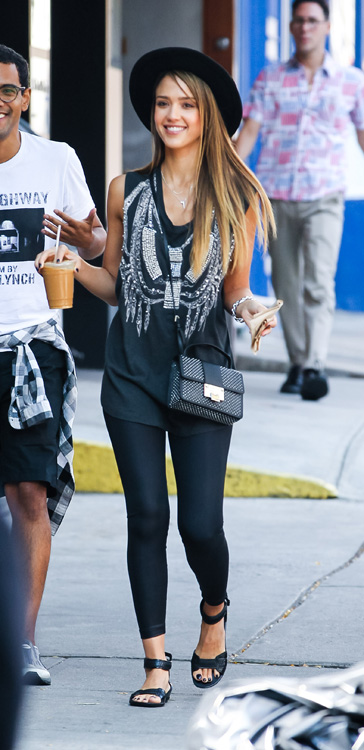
[231,296,254,324]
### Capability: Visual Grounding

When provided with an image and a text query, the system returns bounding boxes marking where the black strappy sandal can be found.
[129,652,172,708]
[191,599,229,689]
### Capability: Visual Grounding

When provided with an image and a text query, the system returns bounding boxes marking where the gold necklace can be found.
[161,170,194,210]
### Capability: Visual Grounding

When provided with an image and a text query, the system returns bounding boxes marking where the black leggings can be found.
[104,415,232,640]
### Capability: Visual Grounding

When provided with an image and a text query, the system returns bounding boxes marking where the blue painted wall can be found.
[336,201,364,310]
[238,0,281,298]
[355,0,364,68]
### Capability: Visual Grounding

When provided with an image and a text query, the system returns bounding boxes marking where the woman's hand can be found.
[34,244,81,273]
[236,298,277,337]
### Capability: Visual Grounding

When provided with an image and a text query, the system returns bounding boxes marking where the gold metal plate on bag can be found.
[204,384,225,402]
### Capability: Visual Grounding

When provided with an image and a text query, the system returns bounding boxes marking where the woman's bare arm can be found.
[224,206,277,336]
[35,175,126,307]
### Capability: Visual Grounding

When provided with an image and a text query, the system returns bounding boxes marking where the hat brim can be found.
[129,47,242,137]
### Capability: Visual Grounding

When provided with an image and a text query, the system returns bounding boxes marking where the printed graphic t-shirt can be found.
[0,132,95,335]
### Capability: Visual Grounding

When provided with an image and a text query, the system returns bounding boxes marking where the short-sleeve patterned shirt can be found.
[243,52,364,201]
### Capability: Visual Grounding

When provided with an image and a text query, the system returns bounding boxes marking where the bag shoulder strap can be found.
[148,174,186,354]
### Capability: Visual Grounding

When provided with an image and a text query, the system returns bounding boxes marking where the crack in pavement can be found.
[334,420,364,491]
[43,656,353,671]
[231,540,364,660]
[42,538,364,670]
[229,659,351,669]
[44,655,211,663]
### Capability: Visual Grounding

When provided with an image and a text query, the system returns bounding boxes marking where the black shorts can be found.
[0,340,67,495]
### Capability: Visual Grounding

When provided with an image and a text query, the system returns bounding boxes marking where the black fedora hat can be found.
[129,47,242,137]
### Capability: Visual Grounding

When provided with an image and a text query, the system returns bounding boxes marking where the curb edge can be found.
[74,441,338,500]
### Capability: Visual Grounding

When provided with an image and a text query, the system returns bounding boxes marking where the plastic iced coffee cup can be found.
[40,260,77,309]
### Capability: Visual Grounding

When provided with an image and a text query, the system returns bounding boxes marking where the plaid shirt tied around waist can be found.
[0,319,77,535]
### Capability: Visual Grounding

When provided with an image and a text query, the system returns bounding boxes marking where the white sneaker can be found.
[22,640,51,685]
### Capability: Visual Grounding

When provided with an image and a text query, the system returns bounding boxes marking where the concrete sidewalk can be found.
[11,307,364,749]
[14,493,364,750]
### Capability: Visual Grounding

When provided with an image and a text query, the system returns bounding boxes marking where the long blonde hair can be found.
[137,71,275,277]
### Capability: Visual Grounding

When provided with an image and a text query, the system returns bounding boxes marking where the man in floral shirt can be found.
[237,0,364,400]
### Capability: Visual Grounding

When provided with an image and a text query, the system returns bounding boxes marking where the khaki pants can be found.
[269,193,344,370]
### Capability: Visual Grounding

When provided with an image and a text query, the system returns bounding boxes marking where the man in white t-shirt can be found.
[0,44,106,686]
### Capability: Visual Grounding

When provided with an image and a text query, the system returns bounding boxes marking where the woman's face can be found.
[154,75,201,152]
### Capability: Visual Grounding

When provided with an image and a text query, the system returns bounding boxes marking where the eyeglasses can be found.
[0,84,26,103]
[292,17,327,29]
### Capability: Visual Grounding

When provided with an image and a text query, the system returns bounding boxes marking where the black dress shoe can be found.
[301,369,329,401]
[280,365,303,394]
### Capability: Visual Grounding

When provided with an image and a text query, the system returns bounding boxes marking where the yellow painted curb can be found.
[73,441,338,499]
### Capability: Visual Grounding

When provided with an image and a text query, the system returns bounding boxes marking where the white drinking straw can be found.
[54,224,61,262]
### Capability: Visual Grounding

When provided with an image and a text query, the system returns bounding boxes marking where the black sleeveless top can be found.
[101,168,235,435]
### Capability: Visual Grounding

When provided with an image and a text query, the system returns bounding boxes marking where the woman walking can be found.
[36,47,276,707]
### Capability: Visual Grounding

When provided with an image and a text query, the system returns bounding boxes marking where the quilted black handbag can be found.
[168,344,245,425]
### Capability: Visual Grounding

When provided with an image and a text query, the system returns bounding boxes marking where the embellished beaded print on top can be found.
[120,171,228,339]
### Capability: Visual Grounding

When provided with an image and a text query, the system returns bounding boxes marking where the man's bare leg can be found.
[5,481,51,644]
